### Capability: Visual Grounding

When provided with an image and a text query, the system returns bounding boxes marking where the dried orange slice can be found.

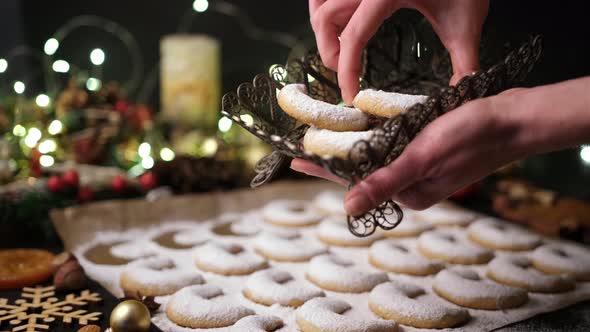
[0,249,55,290]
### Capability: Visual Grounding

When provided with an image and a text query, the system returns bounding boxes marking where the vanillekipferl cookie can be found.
[306,254,388,293]
[369,281,470,329]
[530,243,590,281]
[352,89,428,118]
[194,242,268,276]
[417,229,494,265]
[262,199,322,227]
[369,240,443,276]
[303,126,374,159]
[467,217,542,251]
[296,297,398,332]
[433,268,528,310]
[487,255,575,293]
[277,84,369,132]
[166,284,254,328]
[119,256,204,296]
[243,268,324,307]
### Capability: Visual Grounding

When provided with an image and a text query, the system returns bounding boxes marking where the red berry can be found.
[77,186,94,202]
[139,172,157,191]
[62,169,79,188]
[111,174,127,192]
[115,100,130,113]
[47,175,64,192]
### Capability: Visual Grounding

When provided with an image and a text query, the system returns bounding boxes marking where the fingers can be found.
[393,177,453,210]
[308,0,325,15]
[337,0,398,103]
[290,158,349,186]
[310,0,361,70]
[414,0,489,85]
[447,41,480,86]
[344,150,419,216]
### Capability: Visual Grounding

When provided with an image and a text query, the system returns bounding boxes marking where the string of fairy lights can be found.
[0,0,302,180]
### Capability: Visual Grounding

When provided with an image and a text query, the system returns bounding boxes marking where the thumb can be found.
[447,39,480,86]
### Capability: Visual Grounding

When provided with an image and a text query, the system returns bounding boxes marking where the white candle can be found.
[160,34,221,129]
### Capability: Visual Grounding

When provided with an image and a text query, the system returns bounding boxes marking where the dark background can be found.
[2,0,590,198]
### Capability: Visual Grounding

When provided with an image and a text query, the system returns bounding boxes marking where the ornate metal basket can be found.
[221,19,543,237]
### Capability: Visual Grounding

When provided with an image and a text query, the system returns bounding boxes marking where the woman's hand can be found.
[292,77,590,216]
[309,0,489,103]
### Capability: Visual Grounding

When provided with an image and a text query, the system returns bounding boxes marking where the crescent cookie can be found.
[417,229,494,265]
[414,203,477,227]
[433,268,528,310]
[119,257,204,296]
[253,231,328,262]
[243,269,325,307]
[467,217,542,251]
[194,242,268,276]
[487,256,575,293]
[165,284,254,328]
[262,199,322,227]
[317,219,383,247]
[306,254,388,293]
[531,243,590,281]
[303,126,374,159]
[296,297,398,332]
[369,240,443,276]
[313,190,346,216]
[369,281,469,329]
[278,84,369,131]
[352,89,428,118]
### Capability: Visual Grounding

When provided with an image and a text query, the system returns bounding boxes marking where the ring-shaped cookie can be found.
[433,268,528,310]
[313,190,346,216]
[487,255,575,293]
[467,218,541,251]
[317,219,383,247]
[262,199,322,227]
[243,269,324,307]
[278,84,369,131]
[120,257,204,296]
[369,240,443,276]
[417,229,493,265]
[254,231,328,262]
[231,315,284,332]
[383,210,432,238]
[306,254,388,293]
[531,243,590,281]
[165,284,254,328]
[414,203,477,227]
[296,297,398,332]
[194,242,268,276]
[369,281,469,329]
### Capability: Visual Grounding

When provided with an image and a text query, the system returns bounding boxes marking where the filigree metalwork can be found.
[221,32,543,237]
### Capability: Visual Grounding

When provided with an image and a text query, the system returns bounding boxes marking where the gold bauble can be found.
[109,300,151,332]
